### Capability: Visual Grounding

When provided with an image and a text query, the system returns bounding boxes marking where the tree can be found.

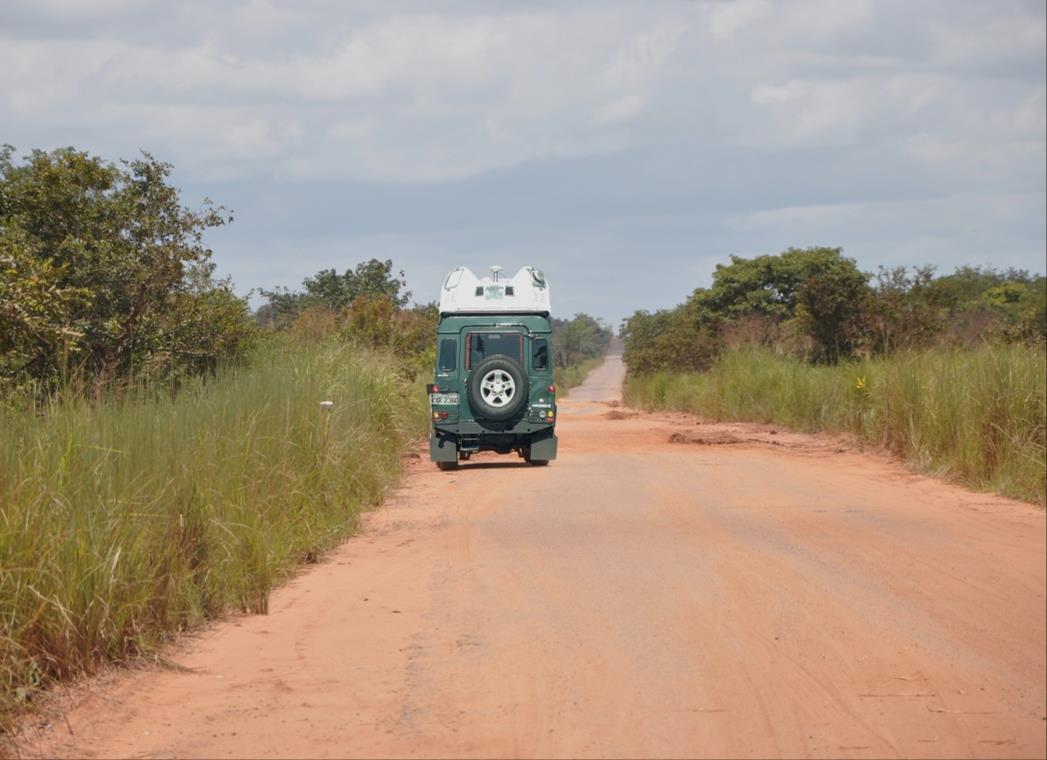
[550,313,612,368]
[621,307,721,374]
[259,259,411,326]
[692,247,858,320]
[795,265,869,362]
[0,145,254,394]
[0,226,89,393]
[862,266,943,353]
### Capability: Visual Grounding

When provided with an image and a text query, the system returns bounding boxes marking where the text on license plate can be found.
[431,393,459,406]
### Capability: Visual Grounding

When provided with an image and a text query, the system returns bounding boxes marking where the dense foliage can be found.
[0,146,256,399]
[256,258,411,328]
[622,246,1046,371]
[550,313,613,368]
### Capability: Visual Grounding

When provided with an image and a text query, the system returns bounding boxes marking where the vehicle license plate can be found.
[431,393,459,406]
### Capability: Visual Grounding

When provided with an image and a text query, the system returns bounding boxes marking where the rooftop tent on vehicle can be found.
[439,266,550,316]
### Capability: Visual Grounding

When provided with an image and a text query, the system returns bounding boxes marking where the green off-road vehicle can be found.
[428,266,558,470]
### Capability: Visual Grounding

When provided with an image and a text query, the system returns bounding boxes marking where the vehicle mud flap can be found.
[529,431,558,461]
[429,434,457,463]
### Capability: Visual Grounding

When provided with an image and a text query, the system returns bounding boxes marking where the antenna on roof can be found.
[490,265,502,283]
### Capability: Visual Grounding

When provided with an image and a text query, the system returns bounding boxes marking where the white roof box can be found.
[439,266,551,316]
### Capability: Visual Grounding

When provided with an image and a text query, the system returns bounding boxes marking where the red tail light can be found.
[548,385,556,393]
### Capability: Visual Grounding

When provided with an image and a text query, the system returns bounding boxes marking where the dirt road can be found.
[27,348,1046,759]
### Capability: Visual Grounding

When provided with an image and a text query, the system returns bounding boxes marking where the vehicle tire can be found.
[437,460,458,471]
[467,356,528,421]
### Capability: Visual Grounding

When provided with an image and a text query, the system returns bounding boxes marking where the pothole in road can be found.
[669,432,747,445]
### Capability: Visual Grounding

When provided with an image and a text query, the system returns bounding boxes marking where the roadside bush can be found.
[0,337,428,728]
[257,258,410,328]
[621,307,721,374]
[287,297,438,376]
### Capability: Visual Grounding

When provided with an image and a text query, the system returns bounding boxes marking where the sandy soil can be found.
[21,344,1047,759]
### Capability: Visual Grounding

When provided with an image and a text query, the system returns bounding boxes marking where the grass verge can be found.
[624,345,1046,505]
[0,336,428,731]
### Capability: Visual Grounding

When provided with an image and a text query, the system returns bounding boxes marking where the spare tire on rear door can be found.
[468,355,528,421]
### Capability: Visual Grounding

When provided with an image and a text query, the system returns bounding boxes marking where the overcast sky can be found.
[3,0,1045,323]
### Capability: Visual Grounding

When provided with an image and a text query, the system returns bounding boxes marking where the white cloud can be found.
[1005,88,1047,135]
[594,95,646,126]
[20,0,149,16]
[0,0,1042,309]
[744,72,952,147]
[933,11,1047,68]
[707,0,770,42]
[1,8,690,181]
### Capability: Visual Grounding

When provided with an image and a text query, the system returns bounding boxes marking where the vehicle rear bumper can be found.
[429,425,557,461]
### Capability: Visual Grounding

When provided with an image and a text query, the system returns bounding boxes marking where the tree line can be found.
[550,313,612,368]
[622,246,1046,374]
[2,146,613,401]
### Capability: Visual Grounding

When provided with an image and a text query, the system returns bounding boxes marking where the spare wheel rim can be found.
[480,369,516,408]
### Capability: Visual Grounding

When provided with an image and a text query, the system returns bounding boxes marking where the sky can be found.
[2,0,1045,324]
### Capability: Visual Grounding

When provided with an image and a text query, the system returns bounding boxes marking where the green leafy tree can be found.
[863,266,944,353]
[550,313,612,368]
[259,259,411,326]
[621,307,721,374]
[795,265,869,362]
[0,227,89,393]
[0,145,254,393]
[692,247,859,320]
[982,276,1047,344]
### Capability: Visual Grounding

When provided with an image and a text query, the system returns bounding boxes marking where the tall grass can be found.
[0,337,427,728]
[625,345,1046,505]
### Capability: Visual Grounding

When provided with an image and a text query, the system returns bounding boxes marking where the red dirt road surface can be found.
[25,346,1047,759]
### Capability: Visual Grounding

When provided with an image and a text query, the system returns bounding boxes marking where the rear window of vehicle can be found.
[465,333,523,369]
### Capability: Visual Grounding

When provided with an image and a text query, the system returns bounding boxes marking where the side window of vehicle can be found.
[438,338,457,372]
[532,338,549,371]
